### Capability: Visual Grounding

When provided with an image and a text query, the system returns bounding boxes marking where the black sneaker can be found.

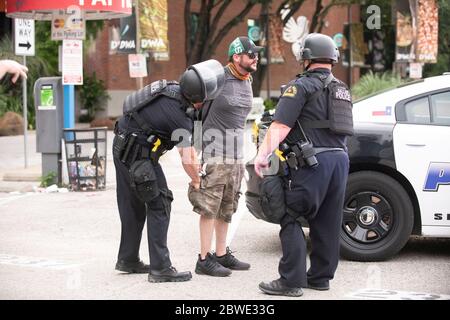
[195,253,232,277]
[213,247,250,270]
[148,266,192,283]
[259,279,303,297]
[115,259,150,274]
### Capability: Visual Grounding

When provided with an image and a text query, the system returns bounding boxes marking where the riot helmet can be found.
[179,59,225,104]
[297,33,339,64]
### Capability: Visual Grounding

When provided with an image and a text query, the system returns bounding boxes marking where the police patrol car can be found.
[341,73,450,261]
[248,73,450,261]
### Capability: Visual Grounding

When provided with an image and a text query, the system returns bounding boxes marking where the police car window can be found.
[404,97,430,124]
[430,91,450,125]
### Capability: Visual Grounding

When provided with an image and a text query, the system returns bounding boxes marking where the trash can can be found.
[63,127,108,191]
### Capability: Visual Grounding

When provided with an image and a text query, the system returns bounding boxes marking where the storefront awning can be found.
[6,0,132,20]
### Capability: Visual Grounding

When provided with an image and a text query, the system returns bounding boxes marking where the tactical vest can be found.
[299,72,354,136]
[123,80,190,117]
[122,80,192,150]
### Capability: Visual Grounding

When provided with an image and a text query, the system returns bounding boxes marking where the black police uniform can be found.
[113,93,193,271]
[273,68,350,289]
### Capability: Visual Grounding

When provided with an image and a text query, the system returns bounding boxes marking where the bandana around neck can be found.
[227,62,251,81]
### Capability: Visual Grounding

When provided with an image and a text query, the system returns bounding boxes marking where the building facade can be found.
[87,0,360,118]
[0,0,361,119]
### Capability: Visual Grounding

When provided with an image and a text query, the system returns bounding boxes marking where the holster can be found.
[129,159,160,203]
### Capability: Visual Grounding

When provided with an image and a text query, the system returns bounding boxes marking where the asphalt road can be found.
[0,128,449,301]
[0,163,449,301]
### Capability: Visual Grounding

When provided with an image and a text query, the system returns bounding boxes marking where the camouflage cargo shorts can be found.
[188,163,245,223]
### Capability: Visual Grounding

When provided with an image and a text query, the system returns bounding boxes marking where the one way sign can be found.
[14,19,35,56]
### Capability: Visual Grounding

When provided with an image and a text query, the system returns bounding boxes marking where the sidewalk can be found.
[0,126,116,193]
[0,131,40,192]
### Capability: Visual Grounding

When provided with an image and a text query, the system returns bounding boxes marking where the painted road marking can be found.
[0,254,81,270]
[348,288,450,300]
[0,194,33,207]
[226,197,248,246]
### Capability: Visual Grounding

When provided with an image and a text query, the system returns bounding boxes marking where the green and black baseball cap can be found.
[228,36,264,57]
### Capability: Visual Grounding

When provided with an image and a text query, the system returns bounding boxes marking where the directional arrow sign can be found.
[19,41,32,50]
[14,19,35,56]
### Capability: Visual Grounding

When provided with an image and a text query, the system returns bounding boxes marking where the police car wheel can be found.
[340,171,414,261]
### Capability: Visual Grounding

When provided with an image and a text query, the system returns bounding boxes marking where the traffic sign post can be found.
[14,19,35,56]
[14,19,35,168]
[7,2,132,170]
[22,55,28,168]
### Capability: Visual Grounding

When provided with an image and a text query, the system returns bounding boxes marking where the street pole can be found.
[135,0,144,90]
[22,55,28,168]
[348,4,353,87]
[265,5,271,100]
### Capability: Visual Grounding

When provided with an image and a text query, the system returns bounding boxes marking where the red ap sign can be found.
[7,0,132,14]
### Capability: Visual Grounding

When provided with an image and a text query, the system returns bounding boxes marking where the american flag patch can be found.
[372,106,392,116]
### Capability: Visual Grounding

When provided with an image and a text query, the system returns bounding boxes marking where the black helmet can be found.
[179,59,225,104]
[298,33,339,63]
[179,69,204,103]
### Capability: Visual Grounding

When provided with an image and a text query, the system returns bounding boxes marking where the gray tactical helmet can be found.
[297,33,339,63]
[179,59,225,104]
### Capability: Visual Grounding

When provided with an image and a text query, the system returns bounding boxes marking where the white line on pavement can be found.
[0,194,34,207]
[226,201,248,247]
[0,254,82,270]
[347,288,450,300]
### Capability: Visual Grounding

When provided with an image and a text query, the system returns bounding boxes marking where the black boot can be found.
[148,266,192,283]
[259,279,303,297]
[115,259,150,274]
[307,280,330,291]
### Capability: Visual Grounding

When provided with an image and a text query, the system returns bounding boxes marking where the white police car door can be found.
[393,90,450,236]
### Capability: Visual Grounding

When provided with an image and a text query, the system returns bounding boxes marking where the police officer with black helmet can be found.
[254,33,353,296]
[113,60,225,283]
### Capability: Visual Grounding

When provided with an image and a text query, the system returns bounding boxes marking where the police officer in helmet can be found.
[113,60,224,282]
[254,33,353,296]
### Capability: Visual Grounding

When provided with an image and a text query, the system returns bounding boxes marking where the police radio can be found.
[281,120,318,169]
[296,123,318,168]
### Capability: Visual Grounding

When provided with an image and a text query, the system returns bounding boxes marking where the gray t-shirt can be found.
[202,67,253,161]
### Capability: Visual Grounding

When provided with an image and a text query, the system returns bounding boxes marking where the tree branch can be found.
[275,0,306,25]
[189,0,208,65]
[209,0,232,42]
[206,0,258,60]
[316,0,352,32]
[281,1,305,25]
[184,0,192,63]
[276,0,290,14]
[206,0,215,12]
[309,0,323,33]
[212,0,226,8]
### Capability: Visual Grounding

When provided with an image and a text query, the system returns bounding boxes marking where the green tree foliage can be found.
[0,20,104,128]
[0,34,53,128]
[34,20,105,75]
[78,72,110,123]
[351,70,403,100]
